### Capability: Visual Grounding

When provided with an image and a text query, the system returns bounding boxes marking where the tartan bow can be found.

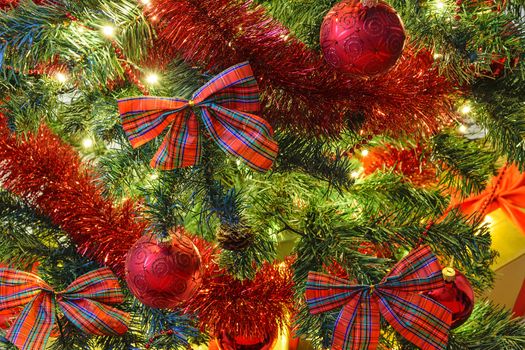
[117,61,278,171]
[305,246,452,350]
[0,267,130,350]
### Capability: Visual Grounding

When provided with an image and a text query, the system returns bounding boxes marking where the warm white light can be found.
[149,172,159,180]
[361,149,369,157]
[351,171,360,179]
[458,124,468,133]
[145,73,160,85]
[460,104,471,114]
[54,72,68,83]
[484,215,494,225]
[435,1,445,9]
[140,0,150,4]
[102,25,115,37]
[82,138,94,149]
[433,53,442,60]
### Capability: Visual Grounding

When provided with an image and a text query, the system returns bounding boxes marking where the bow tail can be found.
[332,292,380,350]
[199,105,278,171]
[377,290,451,350]
[6,292,55,350]
[58,299,129,336]
[151,112,201,170]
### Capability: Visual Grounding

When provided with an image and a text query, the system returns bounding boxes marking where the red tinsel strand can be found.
[362,143,438,187]
[186,239,295,338]
[0,121,145,277]
[145,0,456,136]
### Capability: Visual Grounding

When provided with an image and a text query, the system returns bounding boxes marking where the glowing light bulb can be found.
[351,171,360,179]
[433,52,442,60]
[82,138,94,149]
[140,0,150,4]
[149,172,159,180]
[361,149,369,157]
[145,73,159,85]
[435,1,445,9]
[102,25,115,37]
[460,104,471,114]
[54,72,68,83]
[484,215,493,225]
[458,124,468,133]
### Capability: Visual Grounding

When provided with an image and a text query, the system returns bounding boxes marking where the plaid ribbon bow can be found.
[117,61,278,171]
[305,246,452,350]
[0,267,130,350]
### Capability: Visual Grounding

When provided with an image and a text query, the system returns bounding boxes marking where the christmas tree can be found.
[0,0,525,349]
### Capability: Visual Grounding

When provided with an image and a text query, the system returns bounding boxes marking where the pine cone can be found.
[216,223,255,251]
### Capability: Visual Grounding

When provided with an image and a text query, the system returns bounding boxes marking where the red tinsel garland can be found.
[187,239,295,338]
[0,120,294,333]
[0,121,145,277]
[362,143,438,187]
[146,0,456,136]
[0,0,46,10]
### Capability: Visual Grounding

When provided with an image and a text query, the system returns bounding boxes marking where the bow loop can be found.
[0,267,129,350]
[305,272,365,315]
[305,246,452,350]
[118,62,277,171]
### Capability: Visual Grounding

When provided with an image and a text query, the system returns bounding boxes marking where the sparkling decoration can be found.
[0,122,145,277]
[320,0,406,76]
[215,330,278,350]
[216,223,255,251]
[125,230,202,309]
[186,240,294,339]
[425,268,475,328]
[146,0,455,136]
[362,143,438,187]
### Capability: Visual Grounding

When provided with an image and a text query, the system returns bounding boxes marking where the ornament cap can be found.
[361,0,379,7]
[188,99,195,107]
[442,267,456,282]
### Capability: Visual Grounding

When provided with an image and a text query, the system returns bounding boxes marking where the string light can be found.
[102,25,115,37]
[460,104,471,115]
[145,73,160,85]
[458,124,468,133]
[140,0,150,4]
[149,172,159,180]
[435,0,445,10]
[483,215,494,225]
[54,72,68,83]
[351,171,361,179]
[433,52,442,60]
[82,137,94,149]
[361,149,369,157]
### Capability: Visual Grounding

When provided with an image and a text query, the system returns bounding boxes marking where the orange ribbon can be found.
[454,164,525,235]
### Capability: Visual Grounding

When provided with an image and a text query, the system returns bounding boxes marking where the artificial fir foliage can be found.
[0,0,525,349]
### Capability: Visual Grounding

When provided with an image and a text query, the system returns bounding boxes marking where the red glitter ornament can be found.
[215,330,278,350]
[125,230,202,309]
[320,0,406,76]
[425,268,475,328]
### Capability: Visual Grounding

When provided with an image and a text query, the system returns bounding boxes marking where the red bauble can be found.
[215,330,277,350]
[320,0,406,76]
[125,232,202,309]
[425,270,475,328]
